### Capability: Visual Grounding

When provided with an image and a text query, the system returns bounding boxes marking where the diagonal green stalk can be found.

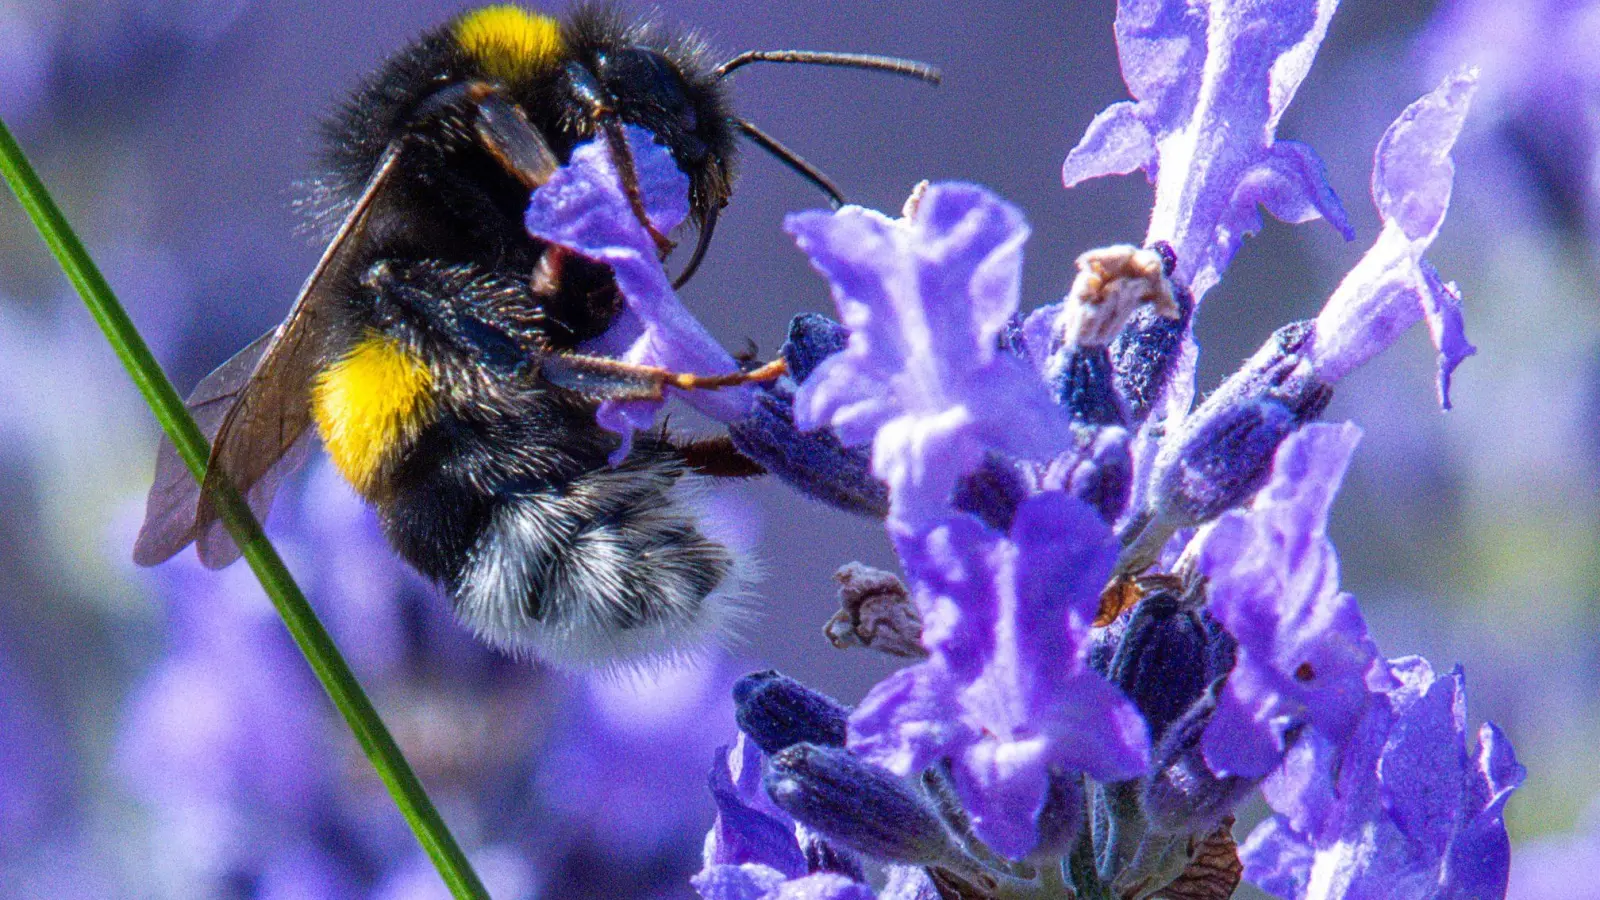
[0,119,490,900]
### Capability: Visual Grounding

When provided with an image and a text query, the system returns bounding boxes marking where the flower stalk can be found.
[0,118,489,900]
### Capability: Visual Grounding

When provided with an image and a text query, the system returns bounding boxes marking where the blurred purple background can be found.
[1,0,1596,897]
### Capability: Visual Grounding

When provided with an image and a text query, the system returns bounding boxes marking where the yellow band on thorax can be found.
[454,5,565,84]
[312,332,435,494]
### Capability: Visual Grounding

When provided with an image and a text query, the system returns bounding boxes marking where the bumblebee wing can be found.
[132,142,405,569]
[132,330,275,566]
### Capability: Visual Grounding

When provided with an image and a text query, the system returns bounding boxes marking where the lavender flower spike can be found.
[1192,423,1383,780]
[1307,68,1480,408]
[1063,0,1353,303]
[788,184,1076,526]
[525,125,752,459]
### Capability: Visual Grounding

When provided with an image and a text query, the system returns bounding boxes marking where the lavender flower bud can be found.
[951,453,1030,532]
[729,315,889,518]
[764,743,959,865]
[1032,767,1087,860]
[1110,269,1194,426]
[1051,346,1126,426]
[734,671,850,755]
[1142,680,1259,836]
[1121,321,1332,576]
[1039,245,1177,425]
[1098,586,1235,744]
[784,313,851,381]
[797,825,868,881]
[1029,425,1134,524]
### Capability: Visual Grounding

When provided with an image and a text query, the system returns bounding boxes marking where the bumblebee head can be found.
[445,4,735,227]
[318,4,935,289]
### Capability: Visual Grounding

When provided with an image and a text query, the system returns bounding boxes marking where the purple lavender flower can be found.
[1306,69,1479,408]
[525,126,752,460]
[786,185,1076,527]
[1062,0,1353,307]
[1192,424,1382,780]
[1242,657,1524,900]
[848,493,1148,860]
[1121,69,1480,574]
[683,0,1527,891]
[694,736,940,900]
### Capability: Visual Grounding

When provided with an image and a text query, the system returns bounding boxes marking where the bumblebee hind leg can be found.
[452,460,751,667]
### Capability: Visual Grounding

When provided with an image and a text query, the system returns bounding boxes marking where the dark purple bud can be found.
[1051,346,1127,426]
[997,311,1031,358]
[734,671,850,755]
[1120,321,1332,576]
[951,453,1030,532]
[729,314,888,518]
[1142,680,1260,836]
[824,563,927,659]
[765,743,960,865]
[1100,587,1221,744]
[1032,767,1086,860]
[729,385,889,518]
[783,313,851,382]
[1110,283,1194,425]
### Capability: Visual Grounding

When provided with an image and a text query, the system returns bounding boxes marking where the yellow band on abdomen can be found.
[312,332,435,494]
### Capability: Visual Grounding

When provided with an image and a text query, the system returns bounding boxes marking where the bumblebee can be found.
[132,4,936,666]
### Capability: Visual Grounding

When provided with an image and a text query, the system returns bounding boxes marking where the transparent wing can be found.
[132,142,405,569]
[132,330,274,566]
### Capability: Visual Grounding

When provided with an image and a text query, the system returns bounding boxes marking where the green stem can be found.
[0,119,489,900]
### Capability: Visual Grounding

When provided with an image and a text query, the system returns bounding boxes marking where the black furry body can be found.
[305,6,746,664]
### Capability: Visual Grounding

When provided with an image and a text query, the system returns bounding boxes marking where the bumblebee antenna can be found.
[732,118,846,209]
[715,50,942,85]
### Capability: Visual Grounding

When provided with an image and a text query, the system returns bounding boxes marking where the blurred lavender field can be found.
[0,0,1597,897]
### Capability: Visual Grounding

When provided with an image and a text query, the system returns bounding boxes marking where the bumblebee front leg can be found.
[540,353,788,403]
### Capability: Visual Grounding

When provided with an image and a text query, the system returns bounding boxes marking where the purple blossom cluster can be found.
[521,0,1527,897]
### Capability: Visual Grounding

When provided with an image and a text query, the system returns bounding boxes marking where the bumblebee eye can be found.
[600,48,699,133]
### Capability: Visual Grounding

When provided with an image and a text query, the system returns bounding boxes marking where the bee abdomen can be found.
[452,459,750,667]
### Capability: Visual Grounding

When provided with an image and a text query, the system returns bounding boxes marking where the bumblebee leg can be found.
[541,353,788,402]
[562,61,677,257]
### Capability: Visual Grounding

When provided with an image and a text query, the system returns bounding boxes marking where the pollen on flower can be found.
[1056,245,1179,349]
